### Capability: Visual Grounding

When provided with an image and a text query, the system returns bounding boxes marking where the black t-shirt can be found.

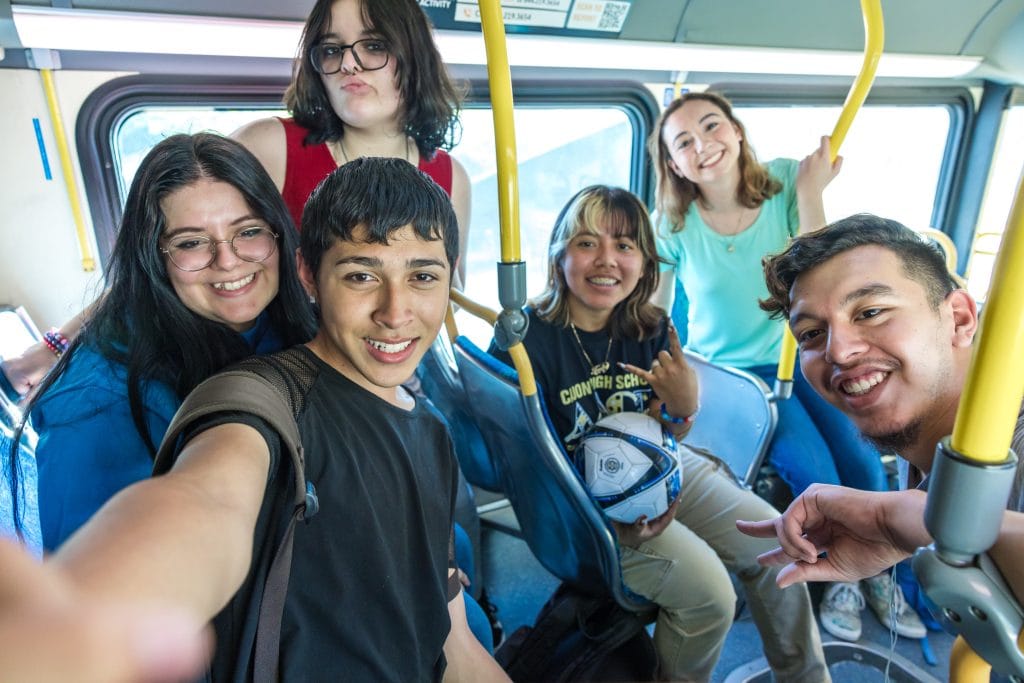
[489,310,670,469]
[174,346,459,682]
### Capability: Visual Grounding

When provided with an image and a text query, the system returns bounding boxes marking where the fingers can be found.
[618,362,653,384]
[735,518,779,539]
[667,321,685,356]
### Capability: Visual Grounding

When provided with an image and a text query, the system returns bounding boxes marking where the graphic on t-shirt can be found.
[563,384,654,454]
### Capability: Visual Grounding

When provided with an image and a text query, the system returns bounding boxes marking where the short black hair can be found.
[300,156,458,278]
[761,213,957,319]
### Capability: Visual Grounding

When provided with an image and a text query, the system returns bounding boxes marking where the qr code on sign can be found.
[598,2,630,30]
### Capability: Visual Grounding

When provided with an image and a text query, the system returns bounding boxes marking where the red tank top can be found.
[278,117,453,230]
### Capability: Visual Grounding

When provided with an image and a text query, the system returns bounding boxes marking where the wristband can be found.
[43,329,70,358]
[660,401,698,426]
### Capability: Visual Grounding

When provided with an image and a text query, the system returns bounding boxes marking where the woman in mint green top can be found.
[648,91,888,503]
[649,93,905,643]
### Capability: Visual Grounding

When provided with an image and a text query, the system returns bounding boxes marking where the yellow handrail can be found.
[478,0,521,263]
[449,290,538,397]
[950,175,1024,463]
[40,68,96,272]
[776,0,883,383]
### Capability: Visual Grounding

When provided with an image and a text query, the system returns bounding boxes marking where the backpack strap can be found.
[153,366,319,683]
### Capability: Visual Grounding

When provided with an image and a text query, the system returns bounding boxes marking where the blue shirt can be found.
[656,158,799,367]
[1,430,42,557]
[32,314,282,551]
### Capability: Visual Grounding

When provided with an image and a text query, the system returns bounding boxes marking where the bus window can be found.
[110,102,639,349]
[967,104,1024,303]
[452,106,635,347]
[113,108,286,199]
[733,104,952,231]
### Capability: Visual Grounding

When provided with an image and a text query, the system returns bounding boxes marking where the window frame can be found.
[710,84,971,235]
[76,74,659,267]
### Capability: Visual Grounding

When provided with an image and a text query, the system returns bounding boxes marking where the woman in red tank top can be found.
[233,0,470,285]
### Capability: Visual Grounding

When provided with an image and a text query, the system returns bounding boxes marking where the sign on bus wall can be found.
[419,0,633,38]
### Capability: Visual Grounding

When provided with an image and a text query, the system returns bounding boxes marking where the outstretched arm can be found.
[441,577,510,682]
[54,422,270,621]
[795,135,842,234]
[0,538,210,683]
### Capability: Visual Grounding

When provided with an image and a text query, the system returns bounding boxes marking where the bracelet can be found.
[43,329,70,358]
[660,401,698,426]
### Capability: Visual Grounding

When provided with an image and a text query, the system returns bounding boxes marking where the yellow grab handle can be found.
[828,0,884,161]
[777,0,883,383]
[950,171,1024,463]
[41,68,96,272]
[478,0,521,263]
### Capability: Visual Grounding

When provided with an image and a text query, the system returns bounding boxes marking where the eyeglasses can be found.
[310,38,390,75]
[161,226,278,272]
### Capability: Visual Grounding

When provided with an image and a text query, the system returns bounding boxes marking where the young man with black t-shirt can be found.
[51,158,508,681]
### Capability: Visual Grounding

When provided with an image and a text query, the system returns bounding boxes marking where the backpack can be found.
[495,583,660,682]
[153,354,319,683]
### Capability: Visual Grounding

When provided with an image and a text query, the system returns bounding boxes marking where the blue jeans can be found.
[455,523,494,653]
[747,363,888,496]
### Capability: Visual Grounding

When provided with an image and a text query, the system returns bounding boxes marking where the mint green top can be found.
[656,158,800,368]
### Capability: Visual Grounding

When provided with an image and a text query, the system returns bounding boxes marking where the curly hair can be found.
[760,214,958,320]
[285,0,463,157]
[649,91,781,231]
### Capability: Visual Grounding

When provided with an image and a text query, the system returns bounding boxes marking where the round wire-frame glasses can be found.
[160,227,279,272]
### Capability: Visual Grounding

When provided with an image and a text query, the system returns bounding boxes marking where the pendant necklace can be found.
[703,201,749,253]
[570,322,613,377]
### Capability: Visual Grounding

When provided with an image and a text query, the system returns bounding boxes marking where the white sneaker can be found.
[819,581,865,641]
[862,573,927,639]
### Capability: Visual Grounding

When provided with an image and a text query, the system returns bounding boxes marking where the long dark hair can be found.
[649,91,782,231]
[285,0,463,156]
[532,185,665,340]
[11,133,316,498]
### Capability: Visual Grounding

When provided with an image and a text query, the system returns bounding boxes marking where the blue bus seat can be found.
[417,333,503,493]
[453,335,649,612]
[682,350,777,488]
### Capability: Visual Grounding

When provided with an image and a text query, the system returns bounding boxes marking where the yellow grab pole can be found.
[950,173,1024,462]
[776,0,883,384]
[40,68,96,272]
[478,0,521,263]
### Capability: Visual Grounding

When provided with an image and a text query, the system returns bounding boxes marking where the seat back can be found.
[417,333,502,492]
[682,350,777,487]
[454,336,647,611]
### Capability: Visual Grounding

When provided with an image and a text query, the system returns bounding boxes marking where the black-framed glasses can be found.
[310,38,390,75]
[160,227,278,272]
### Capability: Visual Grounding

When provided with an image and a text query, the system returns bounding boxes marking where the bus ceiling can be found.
[0,0,1023,86]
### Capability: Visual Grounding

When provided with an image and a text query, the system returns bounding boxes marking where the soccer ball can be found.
[581,412,682,524]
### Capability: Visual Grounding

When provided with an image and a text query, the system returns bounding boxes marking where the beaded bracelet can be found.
[43,329,70,358]
[660,401,698,426]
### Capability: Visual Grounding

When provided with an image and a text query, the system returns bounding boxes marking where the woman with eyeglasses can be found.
[0,0,467,399]
[10,133,316,552]
[232,0,470,284]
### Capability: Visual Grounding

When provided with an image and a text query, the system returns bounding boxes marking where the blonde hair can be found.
[533,185,665,340]
[648,91,781,232]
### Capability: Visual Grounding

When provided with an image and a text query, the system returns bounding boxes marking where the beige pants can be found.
[619,448,829,682]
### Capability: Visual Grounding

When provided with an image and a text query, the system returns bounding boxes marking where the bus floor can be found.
[479,522,985,682]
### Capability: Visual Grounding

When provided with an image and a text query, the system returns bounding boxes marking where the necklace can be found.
[337,136,411,165]
[570,323,613,377]
[701,201,750,253]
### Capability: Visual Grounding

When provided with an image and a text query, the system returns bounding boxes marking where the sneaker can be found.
[819,582,865,641]
[862,572,927,639]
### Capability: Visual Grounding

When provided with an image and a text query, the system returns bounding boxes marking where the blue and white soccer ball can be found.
[581,412,682,524]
